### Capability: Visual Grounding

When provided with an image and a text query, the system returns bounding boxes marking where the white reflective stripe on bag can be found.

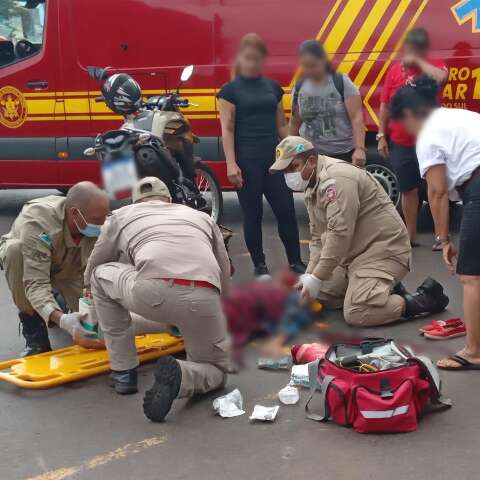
[360,404,409,419]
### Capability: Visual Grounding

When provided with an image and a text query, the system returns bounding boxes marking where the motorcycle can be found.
[84,65,223,223]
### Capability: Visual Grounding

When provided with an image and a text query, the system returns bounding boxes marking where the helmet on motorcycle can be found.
[101,73,142,115]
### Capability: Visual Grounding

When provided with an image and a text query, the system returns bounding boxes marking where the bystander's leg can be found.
[437,275,480,368]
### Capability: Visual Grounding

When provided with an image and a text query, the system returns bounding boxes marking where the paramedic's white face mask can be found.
[284,161,314,192]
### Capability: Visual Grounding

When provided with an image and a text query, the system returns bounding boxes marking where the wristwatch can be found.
[435,235,450,244]
[376,132,385,141]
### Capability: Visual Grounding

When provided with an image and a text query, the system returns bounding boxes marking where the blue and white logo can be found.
[295,143,306,153]
[452,0,480,32]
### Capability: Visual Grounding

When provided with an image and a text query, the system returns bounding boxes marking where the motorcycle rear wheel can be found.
[195,163,223,224]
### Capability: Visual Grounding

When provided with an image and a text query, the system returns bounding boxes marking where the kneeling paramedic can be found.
[0,182,109,356]
[270,136,449,326]
[84,177,232,422]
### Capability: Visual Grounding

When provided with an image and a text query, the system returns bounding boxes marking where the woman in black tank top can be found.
[218,34,304,277]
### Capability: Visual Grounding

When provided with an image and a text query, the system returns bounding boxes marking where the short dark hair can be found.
[404,27,430,50]
[390,74,439,120]
[297,148,318,161]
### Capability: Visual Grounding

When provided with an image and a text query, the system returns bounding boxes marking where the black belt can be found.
[456,166,480,200]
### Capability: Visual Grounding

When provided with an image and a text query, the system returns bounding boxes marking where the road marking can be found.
[26,435,167,480]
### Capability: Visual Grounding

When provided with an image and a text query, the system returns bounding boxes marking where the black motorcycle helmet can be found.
[101,73,142,115]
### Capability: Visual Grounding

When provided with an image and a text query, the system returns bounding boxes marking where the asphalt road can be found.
[0,190,478,480]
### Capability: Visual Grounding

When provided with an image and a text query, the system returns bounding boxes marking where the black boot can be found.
[254,263,270,278]
[18,312,52,357]
[289,261,307,274]
[393,282,409,297]
[109,367,138,395]
[143,356,182,422]
[403,277,450,318]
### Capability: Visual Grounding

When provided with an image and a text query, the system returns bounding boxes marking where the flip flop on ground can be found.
[437,354,480,371]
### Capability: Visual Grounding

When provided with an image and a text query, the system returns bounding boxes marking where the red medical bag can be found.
[305,338,452,433]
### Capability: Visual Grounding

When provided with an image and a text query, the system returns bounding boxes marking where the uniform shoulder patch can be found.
[38,232,53,248]
[320,179,337,203]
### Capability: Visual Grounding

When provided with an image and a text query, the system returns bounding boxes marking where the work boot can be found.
[403,277,450,318]
[393,282,409,297]
[18,312,52,357]
[109,367,138,395]
[143,356,182,422]
[253,263,270,278]
[289,261,307,274]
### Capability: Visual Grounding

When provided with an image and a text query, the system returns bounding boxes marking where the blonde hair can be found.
[232,33,268,79]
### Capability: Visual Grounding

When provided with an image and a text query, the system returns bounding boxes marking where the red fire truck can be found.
[0,0,479,202]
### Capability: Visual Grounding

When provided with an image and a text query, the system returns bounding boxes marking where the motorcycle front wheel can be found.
[195,163,223,224]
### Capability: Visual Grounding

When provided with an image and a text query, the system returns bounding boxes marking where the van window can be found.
[0,0,46,68]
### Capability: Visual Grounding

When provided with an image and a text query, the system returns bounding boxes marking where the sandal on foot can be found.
[437,354,480,371]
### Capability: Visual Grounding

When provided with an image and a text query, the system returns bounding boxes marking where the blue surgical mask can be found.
[74,210,102,238]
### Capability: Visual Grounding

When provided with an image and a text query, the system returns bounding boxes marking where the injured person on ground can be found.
[270,135,450,326]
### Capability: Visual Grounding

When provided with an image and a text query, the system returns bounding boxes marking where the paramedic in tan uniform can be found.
[85,177,232,422]
[270,136,449,326]
[0,182,110,356]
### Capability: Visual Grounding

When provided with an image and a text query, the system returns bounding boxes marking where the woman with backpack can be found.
[289,40,366,166]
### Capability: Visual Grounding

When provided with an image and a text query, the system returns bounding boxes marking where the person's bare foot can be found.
[437,348,480,369]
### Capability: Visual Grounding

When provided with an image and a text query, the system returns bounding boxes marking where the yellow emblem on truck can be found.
[0,86,27,128]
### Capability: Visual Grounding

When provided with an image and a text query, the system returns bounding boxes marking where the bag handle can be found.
[413,355,453,411]
[396,343,453,411]
[305,359,335,421]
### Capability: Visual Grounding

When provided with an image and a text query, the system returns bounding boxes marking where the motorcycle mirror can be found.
[86,66,110,81]
[180,65,194,82]
[83,147,96,156]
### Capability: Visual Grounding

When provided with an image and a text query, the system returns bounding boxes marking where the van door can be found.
[0,0,60,187]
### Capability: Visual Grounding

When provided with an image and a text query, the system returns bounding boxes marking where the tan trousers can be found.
[90,262,230,398]
[0,239,82,317]
[317,266,349,309]
[316,259,409,327]
[344,258,409,327]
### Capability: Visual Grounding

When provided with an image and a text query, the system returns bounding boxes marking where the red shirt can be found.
[380,59,446,146]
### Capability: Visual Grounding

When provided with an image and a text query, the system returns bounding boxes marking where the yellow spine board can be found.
[0,334,184,389]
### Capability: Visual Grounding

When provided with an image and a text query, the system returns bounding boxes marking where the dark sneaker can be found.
[289,261,307,274]
[253,263,270,278]
[143,356,182,422]
[18,312,52,357]
[404,277,449,318]
[109,367,138,395]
